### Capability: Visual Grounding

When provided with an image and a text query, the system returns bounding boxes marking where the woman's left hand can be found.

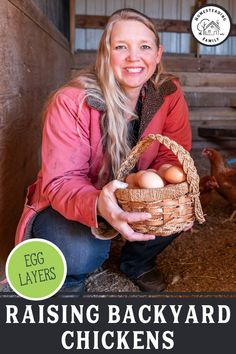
[97,180,156,242]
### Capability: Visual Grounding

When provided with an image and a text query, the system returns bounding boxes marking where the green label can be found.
[6,239,67,300]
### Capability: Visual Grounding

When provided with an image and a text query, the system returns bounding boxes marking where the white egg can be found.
[137,171,165,189]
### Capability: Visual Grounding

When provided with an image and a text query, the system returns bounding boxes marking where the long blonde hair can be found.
[47,9,176,180]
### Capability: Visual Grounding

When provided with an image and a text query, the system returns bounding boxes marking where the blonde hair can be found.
[46,9,176,181]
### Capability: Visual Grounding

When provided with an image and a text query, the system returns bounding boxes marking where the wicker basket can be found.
[114,134,205,236]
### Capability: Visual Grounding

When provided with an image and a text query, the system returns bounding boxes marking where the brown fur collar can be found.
[86,80,177,136]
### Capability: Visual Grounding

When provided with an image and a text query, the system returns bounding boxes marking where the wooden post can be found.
[192,0,207,58]
[69,0,75,53]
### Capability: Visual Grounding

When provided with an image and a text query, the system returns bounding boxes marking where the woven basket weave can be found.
[114,134,205,236]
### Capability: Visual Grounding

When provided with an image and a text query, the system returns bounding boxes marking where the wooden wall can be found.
[74,0,236,55]
[0,0,72,277]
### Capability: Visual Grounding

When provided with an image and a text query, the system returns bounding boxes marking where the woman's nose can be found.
[126,48,140,61]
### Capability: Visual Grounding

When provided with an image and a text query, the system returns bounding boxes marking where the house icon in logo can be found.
[197,19,221,36]
[203,20,220,35]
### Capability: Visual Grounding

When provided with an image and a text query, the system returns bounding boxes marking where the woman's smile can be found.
[125,67,144,73]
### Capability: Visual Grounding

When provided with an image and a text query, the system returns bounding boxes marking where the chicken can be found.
[199,175,219,209]
[202,148,236,221]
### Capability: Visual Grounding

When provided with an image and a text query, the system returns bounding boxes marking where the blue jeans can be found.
[32,207,178,288]
[32,208,111,289]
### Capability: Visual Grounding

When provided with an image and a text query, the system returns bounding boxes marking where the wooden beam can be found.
[153,19,190,33]
[195,0,207,7]
[76,14,107,30]
[230,26,236,36]
[75,15,190,33]
[75,14,236,35]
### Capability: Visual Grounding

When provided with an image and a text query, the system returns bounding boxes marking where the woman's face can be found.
[110,20,163,97]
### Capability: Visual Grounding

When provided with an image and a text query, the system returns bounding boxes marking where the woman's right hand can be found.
[97,180,156,242]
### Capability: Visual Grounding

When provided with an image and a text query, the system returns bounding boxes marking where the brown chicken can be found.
[202,148,236,221]
[199,175,219,208]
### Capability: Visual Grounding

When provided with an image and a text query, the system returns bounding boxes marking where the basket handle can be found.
[115,134,205,224]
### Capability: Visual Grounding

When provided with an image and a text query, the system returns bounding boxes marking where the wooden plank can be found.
[165,55,236,73]
[75,14,110,29]
[75,14,191,32]
[189,107,236,121]
[189,106,236,145]
[163,54,200,72]
[192,140,236,149]
[185,90,236,107]
[198,55,236,72]
[178,72,236,87]
[75,14,236,34]
[198,127,236,138]
[191,120,236,142]
[73,52,236,73]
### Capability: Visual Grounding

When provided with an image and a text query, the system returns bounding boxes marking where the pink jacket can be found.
[15,79,191,244]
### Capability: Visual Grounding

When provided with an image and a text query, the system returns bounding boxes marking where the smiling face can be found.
[110,20,163,99]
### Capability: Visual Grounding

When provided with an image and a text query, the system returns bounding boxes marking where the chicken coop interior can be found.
[0,0,235,292]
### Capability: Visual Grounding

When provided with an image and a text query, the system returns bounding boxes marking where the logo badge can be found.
[6,239,67,300]
[191,4,232,46]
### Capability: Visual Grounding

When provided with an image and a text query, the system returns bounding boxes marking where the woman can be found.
[15,9,191,292]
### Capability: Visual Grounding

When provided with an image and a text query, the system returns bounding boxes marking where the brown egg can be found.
[134,170,146,185]
[164,166,186,184]
[125,173,138,188]
[137,171,165,189]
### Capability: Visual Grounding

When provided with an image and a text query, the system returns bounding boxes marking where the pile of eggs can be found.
[125,166,186,189]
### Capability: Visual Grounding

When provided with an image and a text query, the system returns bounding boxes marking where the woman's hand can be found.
[97,180,156,242]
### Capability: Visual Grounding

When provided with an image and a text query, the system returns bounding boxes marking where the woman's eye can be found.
[141,44,151,49]
[115,45,126,50]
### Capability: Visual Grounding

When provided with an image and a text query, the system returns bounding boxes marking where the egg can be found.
[125,173,138,188]
[146,168,158,173]
[134,170,146,185]
[137,171,165,189]
[164,166,186,184]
